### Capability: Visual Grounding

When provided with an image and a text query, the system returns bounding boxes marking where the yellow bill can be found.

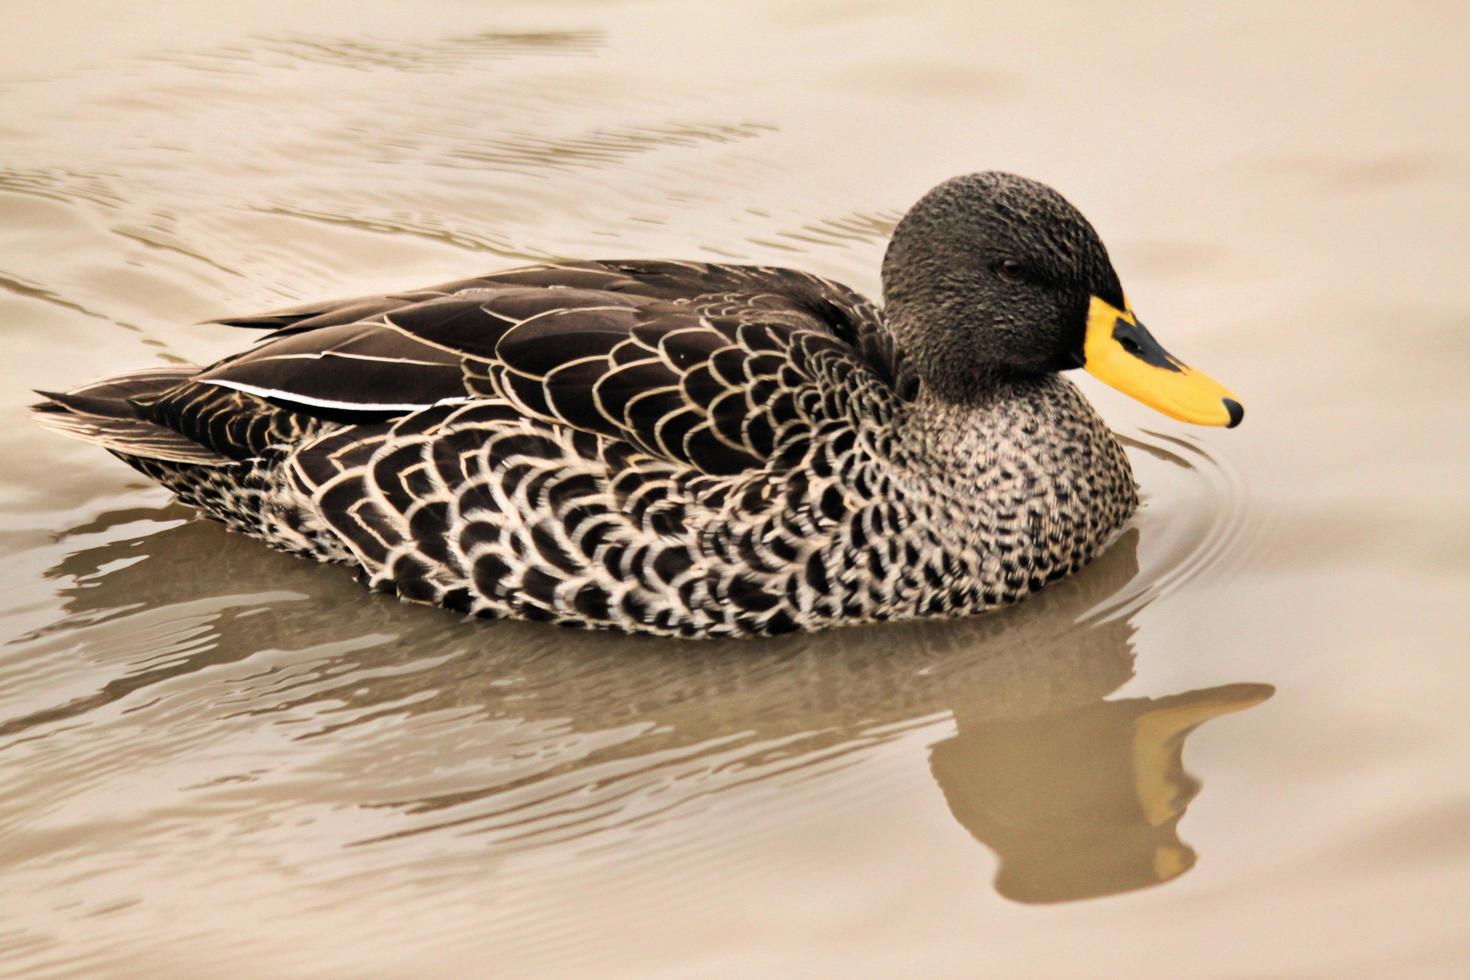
[1082,296,1244,427]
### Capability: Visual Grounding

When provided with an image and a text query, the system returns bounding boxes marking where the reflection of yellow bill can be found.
[1130,684,1274,828]
[1083,296,1244,427]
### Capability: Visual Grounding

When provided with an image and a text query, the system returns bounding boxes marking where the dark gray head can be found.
[881,172,1125,402]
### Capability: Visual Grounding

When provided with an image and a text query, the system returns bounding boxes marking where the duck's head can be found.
[882,172,1242,427]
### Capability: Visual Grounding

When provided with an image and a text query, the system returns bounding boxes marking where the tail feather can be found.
[30,366,232,467]
[207,296,410,339]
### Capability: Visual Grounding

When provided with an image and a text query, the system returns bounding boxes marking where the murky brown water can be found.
[3,1,1468,976]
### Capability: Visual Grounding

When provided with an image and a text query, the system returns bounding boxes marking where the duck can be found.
[32,172,1243,638]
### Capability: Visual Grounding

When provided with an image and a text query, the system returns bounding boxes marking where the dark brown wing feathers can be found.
[41,260,907,474]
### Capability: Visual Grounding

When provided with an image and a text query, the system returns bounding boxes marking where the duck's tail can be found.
[31,366,231,466]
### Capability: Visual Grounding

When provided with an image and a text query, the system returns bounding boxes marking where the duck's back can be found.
[34,261,929,636]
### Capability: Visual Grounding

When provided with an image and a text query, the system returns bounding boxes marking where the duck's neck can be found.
[897,375,1066,478]
[884,304,1015,406]
[891,374,1138,584]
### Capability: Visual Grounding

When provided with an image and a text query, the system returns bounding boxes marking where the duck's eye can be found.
[993,258,1025,283]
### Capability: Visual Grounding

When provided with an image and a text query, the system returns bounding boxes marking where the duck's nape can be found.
[881,171,1243,427]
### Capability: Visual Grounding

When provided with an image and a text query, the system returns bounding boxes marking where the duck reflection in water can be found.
[18,503,1271,905]
[932,682,1269,904]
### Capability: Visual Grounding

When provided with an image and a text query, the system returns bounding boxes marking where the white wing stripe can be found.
[200,378,469,413]
[234,352,455,368]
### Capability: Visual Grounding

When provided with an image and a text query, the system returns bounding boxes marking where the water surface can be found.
[2,2,1468,976]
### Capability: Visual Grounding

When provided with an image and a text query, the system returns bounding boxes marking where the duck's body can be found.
[34,174,1238,637]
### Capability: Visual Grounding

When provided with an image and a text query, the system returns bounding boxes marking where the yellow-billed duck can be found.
[33,172,1243,636]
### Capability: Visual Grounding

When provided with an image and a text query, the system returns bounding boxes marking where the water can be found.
[2,2,1468,975]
